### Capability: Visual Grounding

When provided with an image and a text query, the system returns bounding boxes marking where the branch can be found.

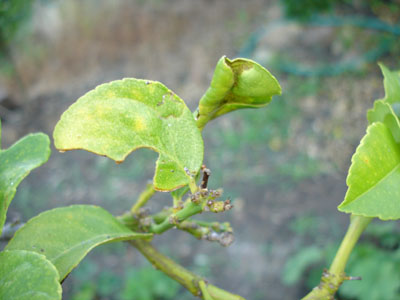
[130,182,155,214]
[178,220,234,246]
[149,188,227,235]
[130,239,245,300]
[302,215,372,299]
[199,280,214,300]
[149,201,203,234]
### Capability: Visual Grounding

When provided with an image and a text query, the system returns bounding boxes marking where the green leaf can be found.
[53,78,203,191]
[6,205,152,280]
[0,133,50,235]
[197,56,281,128]
[367,100,400,143]
[0,250,62,300]
[379,63,400,104]
[338,122,400,220]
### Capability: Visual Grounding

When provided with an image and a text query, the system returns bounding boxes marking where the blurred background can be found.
[1,0,400,299]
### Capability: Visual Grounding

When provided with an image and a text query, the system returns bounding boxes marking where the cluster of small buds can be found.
[190,188,223,204]
[137,207,151,218]
[168,215,180,225]
[190,192,202,204]
[209,189,222,199]
[139,217,152,228]
[134,208,152,229]
[202,231,235,247]
[189,222,200,230]
[200,189,209,197]
[173,201,184,211]
[205,198,233,213]
[223,199,233,210]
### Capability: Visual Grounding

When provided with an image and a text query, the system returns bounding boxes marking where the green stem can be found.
[199,280,214,300]
[329,215,372,275]
[130,182,155,214]
[150,201,203,234]
[193,220,232,232]
[189,177,199,194]
[302,215,372,299]
[178,220,232,238]
[130,240,245,300]
[152,208,172,224]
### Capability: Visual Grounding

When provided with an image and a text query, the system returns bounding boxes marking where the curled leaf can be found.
[53,79,204,191]
[197,56,281,128]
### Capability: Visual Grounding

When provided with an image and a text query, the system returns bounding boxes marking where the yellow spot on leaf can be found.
[106,91,115,98]
[134,117,146,131]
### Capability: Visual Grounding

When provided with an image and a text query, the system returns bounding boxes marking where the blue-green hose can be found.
[239,15,400,76]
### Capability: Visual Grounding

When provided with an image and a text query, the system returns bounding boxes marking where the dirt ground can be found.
[1,1,397,299]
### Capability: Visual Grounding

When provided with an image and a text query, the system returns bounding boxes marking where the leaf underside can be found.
[198,56,281,122]
[6,205,152,280]
[0,250,61,300]
[378,63,400,104]
[367,100,400,142]
[53,78,203,191]
[0,133,51,235]
[338,122,400,220]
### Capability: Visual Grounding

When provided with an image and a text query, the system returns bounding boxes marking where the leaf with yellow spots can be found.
[6,205,152,280]
[0,129,51,236]
[338,122,400,220]
[53,79,203,191]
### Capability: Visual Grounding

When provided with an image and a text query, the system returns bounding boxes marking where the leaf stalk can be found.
[130,182,155,214]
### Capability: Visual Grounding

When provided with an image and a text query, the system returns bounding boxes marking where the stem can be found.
[176,220,234,246]
[329,215,372,275]
[199,281,214,300]
[193,220,232,232]
[302,215,372,299]
[130,240,245,300]
[152,208,172,224]
[130,182,155,214]
[189,177,198,194]
[150,201,203,234]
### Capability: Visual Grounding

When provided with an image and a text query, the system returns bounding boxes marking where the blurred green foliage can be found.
[70,257,181,300]
[0,0,38,77]
[0,0,35,45]
[120,266,180,300]
[280,0,340,20]
[280,0,400,21]
[283,219,400,300]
